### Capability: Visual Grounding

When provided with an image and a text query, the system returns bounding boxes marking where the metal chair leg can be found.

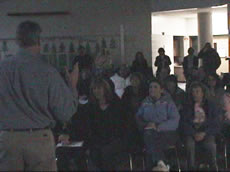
[225,142,228,170]
[142,155,145,170]
[174,147,181,172]
[129,153,133,171]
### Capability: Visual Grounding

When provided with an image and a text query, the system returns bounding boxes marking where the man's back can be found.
[0,49,77,130]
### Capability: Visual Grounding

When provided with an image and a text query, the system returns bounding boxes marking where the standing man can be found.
[0,21,79,171]
[198,42,221,75]
[183,47,199,90]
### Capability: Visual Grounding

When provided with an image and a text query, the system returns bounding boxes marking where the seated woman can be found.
[182,82,221,170]
[86,77,125,171]
[205,73,225,110]
[131,51,148,75]
[121,72,148,151]
[164,75,186,113]
[136,78,180,170]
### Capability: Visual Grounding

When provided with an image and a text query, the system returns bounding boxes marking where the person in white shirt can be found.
[110,65,130,98]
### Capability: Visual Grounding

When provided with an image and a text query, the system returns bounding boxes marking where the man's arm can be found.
[48,64,79,122]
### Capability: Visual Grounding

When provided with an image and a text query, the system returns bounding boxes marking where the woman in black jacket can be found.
[87,77,125,170]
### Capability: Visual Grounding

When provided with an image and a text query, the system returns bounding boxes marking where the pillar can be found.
[197,9,213,51]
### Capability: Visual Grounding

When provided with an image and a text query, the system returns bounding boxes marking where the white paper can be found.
[56,141,84,148]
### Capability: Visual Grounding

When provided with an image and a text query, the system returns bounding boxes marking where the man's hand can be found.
[58,134,70,144]
[145,122,157,130]
[65,63,79,89]
[194,132,206,142]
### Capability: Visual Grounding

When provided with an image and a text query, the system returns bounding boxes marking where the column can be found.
[197,9,213,51]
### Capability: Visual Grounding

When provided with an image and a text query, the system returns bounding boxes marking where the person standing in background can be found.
[155,48,171,82]
[0,21,79,171]
[198,42,221,75]
[183,47,199,90]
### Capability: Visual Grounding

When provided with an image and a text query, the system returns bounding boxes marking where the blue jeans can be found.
[143,129,178,170]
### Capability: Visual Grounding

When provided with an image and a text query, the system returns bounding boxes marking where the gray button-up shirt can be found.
[0,48,78,130]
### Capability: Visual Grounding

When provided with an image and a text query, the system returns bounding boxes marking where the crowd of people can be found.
[57,41,229,171]
[0,21,230,171]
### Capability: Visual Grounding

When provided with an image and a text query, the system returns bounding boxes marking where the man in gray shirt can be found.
[0,21,79,171]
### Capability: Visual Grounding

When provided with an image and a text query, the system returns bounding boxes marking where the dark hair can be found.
[188,47,194,55]
[204,42,212,48]
[89,77,113,104]
[165,75,178,85]
[135,51,144,59]
[206,73,222,89]
[187,81,209,104]
[16,21,42,48]
[148,78,163,88]
[158,48,165,53]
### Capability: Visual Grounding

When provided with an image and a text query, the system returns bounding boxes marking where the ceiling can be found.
[152,4,227,19]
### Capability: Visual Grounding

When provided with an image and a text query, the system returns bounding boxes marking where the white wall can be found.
[0,0,152,66]
[212,8,228,35]
[186,18,198,35]
[152,16,186,36]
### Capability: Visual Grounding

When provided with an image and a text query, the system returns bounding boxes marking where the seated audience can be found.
[182,82,221,170]
[136,78,180,170]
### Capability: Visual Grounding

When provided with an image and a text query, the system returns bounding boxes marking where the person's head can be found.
[165,75,178,95]
[130,72,143,88]
[188,47,194,55]
[148,78,164,100]
[78,46,86,56]
[80,67,91,80]
[118,65,130,78]
[158,48,165,56]
[204,42,212,49]
[188,82,209,104]
[16,21,42,49]
[135,51,145,62]
[207,73,220,89]
[90,77,113,104]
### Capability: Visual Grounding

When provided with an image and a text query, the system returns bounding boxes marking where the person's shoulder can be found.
[183,55,189,60]
[0,55,18,71]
